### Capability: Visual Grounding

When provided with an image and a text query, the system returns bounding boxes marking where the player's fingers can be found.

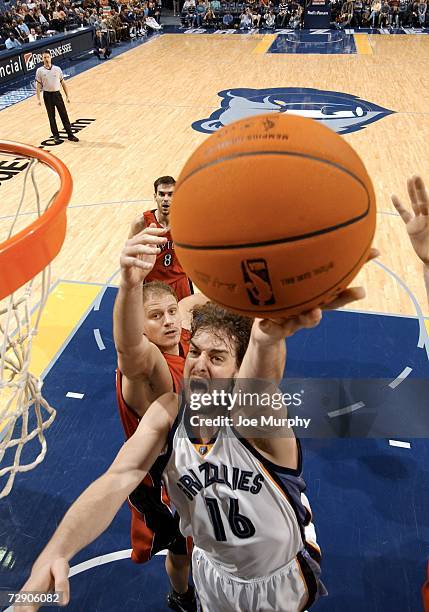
[52,559,70,606]
[121,257,154,270]
[131,234,167,246]
[297,308,322,328]
[414,175,429,215]
[128,232,167,246]
[122,244,160,257]
[143,225,169,235]
[324,286,366,310]
[366,247,380,262]
[407,176,420,216]
[391,194,413,224]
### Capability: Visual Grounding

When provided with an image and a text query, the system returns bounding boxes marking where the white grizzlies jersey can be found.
[161,404,326,607]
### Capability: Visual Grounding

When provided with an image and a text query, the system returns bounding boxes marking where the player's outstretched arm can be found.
[391,175,429,306]
[114,225,174,415]
[18,393,178,612]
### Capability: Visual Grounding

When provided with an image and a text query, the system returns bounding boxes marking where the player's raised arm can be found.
[18,393,178,612]
[391,175,429,306]
[114,225,174,414]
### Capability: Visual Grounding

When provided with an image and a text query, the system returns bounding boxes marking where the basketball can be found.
[170,113,376,318]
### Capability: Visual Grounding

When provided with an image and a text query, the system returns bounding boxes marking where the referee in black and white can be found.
[35,50,79,144]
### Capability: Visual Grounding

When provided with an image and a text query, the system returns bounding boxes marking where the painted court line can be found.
[389,440,411,449]
[94,328,106,351]
[374,260,429,361]
[68,548,166,577]
[328,401,365,418]
[93,269,120,311]
[388,366,413,389]
[66,392,85,399]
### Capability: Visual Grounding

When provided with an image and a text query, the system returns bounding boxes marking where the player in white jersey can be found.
[158,304,325,611]
[19,274,372,612]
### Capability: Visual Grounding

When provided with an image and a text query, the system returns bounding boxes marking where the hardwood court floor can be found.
[1,33,429,316]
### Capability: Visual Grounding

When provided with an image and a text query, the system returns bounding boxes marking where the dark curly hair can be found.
[190,302,252,367]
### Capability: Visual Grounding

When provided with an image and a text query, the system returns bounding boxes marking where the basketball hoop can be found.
[0,141,72,498]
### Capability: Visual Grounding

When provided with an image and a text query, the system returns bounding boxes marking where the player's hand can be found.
[253,247,379,341]
[119,223,167,289]
[18,557,70,611]
[391,175,429,264]
[322,247,379,310]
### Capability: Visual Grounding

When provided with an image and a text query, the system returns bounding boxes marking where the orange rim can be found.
[0,141,72,300]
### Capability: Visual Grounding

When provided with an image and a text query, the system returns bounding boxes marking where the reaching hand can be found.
[119,223,167,289]
[253,247,379,342]
[19,557,70,611]
[391,175,429,265]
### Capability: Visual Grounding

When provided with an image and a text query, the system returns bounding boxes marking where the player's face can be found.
[154,183,175,218]
[184,329,239,387]
[143,295,182,351]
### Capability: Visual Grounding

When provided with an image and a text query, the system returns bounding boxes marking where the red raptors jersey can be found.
[115,329,191,563]
[143,210,190,289]
[116,328,190,438]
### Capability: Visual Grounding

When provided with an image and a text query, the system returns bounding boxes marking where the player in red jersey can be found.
[114,223,206,612]
[129,176,193,301]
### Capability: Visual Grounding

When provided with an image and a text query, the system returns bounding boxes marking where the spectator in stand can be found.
[264,6,276,27]
[410,0,419,25]
[289,1,301,27]
[353,0,363,26]
[181,0,195,27]
[192,0,205,26]
[147,0,160,23]
[11,19,27,42]
[36,8,50,31]
[379,0,391,25]
[277,0,288,26]
[370,0,381,25]
[417,0,426,24]
[94,27,111,58]
[222,7,234,27]
[203,6,215,26]
[173,0,180,15]
[239,6,252,27]
[5,31,21,48]
[337,0,353,27]
[389,0,400,25]
[28,26,41,40]
[17,17,30,41]
[398,0,409,25]
[24,8,39,28]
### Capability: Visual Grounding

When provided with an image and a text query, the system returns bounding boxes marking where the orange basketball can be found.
[170,113,376,318]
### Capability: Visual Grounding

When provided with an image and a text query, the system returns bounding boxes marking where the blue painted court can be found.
[268,32,357,54]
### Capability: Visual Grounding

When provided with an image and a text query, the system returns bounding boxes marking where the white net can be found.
[0,149,63,498]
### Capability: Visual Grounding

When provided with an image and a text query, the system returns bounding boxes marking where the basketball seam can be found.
[195,235,374,314]
[174,150,371,250]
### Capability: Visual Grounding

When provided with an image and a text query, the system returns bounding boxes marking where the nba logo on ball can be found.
[242,260,275,306]
[171,113,376,318]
